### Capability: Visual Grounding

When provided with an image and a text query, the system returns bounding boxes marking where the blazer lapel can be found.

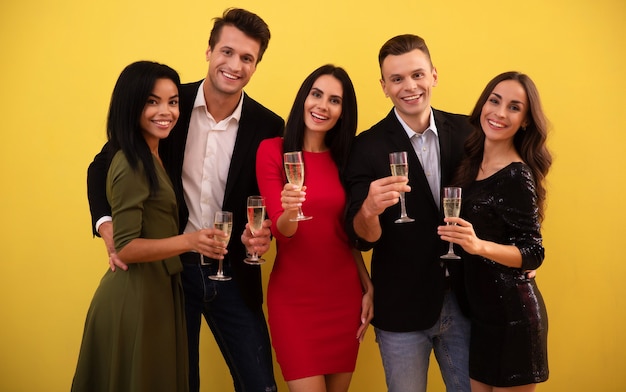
[383,110,438,209]
[434,110,456,188]
[223,94,256,206]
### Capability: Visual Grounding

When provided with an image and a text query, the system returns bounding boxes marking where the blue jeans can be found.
[181,260,276,392]
[375,291,470,392]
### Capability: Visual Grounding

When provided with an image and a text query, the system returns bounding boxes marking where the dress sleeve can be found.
[107,152,150,252]
[503,165,545,271]
[255,138,292,243]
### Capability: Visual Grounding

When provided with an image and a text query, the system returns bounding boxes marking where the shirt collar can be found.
[194,80,244,126]
[393,107,439,139]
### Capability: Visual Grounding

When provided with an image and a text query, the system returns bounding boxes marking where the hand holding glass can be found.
[209,211,233,281]
[283,151,312,221]
[244,196,266,265]
[440,187,462,259]
[389,151,415,223]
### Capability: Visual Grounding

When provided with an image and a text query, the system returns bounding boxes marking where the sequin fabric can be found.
[462,162,549,386]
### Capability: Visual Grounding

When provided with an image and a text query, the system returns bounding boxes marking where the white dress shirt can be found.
[394,107,441,208]
[182,81,243,233]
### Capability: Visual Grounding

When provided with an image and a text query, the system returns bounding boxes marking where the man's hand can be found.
[98,221,128,271]
[242,219,272,257]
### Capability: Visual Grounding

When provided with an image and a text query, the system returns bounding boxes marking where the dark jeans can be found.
[181,257,276,392]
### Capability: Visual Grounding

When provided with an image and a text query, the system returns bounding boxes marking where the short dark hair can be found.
[283,64,358,176]
[209,8,271,63]
[378,34,433,71]
[107,61,180,194]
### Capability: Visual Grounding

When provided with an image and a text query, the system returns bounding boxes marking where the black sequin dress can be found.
[461,162,549,387]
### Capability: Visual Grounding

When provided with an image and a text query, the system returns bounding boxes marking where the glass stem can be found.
[399,192,408,218]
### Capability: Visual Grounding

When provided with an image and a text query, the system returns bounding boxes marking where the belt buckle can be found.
[199,254,211,266]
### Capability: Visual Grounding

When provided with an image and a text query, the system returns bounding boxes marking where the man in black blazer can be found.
[87,8,283,392]
[345,35,472,392]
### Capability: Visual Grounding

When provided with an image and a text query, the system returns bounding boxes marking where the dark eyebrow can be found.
[491,92,524,106]
[148,93,179,100]
[311,87,342,100]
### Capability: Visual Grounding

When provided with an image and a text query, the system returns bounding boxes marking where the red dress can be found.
[256,137,363,381]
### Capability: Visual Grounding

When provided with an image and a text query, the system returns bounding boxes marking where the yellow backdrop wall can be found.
[1,0,625,391]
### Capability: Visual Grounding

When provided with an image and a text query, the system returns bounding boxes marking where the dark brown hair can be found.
[378,34,433,73]
[209,8,271,63]
[455,71,552,221]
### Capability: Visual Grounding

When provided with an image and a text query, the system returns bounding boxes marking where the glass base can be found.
[395,216,415,223]
[290,215,313,222]
[244,257,266,265]
[440,253,461,260]
[208,274,232,281]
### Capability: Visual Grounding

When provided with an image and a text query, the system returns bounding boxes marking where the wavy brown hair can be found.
[454,71,552,221]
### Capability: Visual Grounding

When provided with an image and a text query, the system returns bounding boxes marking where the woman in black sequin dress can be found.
[438,71,552,391]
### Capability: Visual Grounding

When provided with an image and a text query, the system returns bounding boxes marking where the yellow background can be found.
[1,0,625,391]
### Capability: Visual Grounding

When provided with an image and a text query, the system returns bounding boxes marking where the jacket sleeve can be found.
[86,142,113,237]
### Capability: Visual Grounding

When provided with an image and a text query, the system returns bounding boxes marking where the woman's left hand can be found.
[356,289,374,343]
[437,217,484,255]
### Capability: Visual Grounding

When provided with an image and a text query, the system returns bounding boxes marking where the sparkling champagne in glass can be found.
[389,151,415,223]
[209,211,233,281]
[283,151,312,221]
[244,196,266,265]
[440,187,462,259]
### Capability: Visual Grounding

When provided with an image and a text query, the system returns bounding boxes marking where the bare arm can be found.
[438,217,523,268]
[352,248,373,342]
[98,221,128,271]
[117,228,225,264]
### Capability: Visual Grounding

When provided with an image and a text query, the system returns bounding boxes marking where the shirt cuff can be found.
[95,216,112,234]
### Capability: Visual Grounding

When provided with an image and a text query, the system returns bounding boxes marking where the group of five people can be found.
[72,7,551,392]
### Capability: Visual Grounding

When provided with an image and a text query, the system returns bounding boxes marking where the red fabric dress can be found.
[256,137,363,381]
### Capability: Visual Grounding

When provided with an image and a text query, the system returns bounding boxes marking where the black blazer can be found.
[344,108,472,332]
[87,80,284,309]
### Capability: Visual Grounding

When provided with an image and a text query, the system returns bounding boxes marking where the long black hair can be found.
[282,64,358,177]
[106,60,180,195]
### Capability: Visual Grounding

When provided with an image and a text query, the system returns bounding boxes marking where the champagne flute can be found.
[244,196,266,265]
[283,151,313,221]
[440,187,462,259]
[389,151,415,223]
[209,211,233,281]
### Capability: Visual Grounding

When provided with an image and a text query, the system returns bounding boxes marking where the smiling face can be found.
[380,49,437,129]
[480,79,529,143]
[205,24,260,97]
[303,74,344,134]
[140,78,179,149]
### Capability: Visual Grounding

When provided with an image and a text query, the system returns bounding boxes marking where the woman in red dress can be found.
[256,64,373,392]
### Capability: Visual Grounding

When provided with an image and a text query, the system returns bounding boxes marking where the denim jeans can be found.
[181,260,276,392]
[375,291,471,392]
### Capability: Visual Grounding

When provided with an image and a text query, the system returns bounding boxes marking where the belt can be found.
[180,252,213,265]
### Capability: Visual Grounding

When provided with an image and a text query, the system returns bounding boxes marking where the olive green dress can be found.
[72,152,188,392]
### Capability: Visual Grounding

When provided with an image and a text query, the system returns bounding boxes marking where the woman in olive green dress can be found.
[72,61,222,392]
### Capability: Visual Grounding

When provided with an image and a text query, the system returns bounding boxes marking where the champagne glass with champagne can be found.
[283,151,313,221]
[209,211,233,281]
[389,151,415,223]
[244,196,266,265]
[440,187,462,259]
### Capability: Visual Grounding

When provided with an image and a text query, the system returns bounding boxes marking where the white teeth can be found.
[488,120,505,128]
[403,94,420,101]
[222,71,238,80]
[154,120,171,126]
[311,112,328,120]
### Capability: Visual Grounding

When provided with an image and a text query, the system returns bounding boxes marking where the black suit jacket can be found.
[87,80,284,309]
[344,108,472,332]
